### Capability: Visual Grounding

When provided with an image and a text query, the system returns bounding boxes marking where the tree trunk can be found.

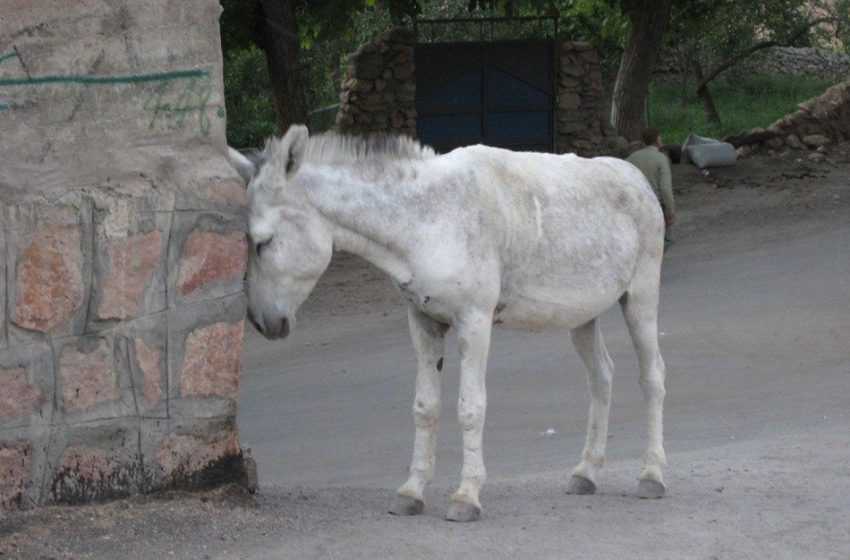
[610,0,673,140]
[695,84,721,125]
[253,0,309,135]
[678,53,689,107]
[695,83,721,125]
[690,59,721,125]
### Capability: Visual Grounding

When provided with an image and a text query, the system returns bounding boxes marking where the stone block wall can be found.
[335,28,417,137]
[0,0,248,513]
[335,32,628,157]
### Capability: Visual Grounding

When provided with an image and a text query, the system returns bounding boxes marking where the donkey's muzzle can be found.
[248,307,291,340]
[247,311,264,334]
[274,316,291,338]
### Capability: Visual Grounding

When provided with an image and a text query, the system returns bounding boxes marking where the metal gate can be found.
[415,37,555,154]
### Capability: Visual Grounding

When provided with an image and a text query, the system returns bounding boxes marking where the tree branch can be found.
[696,16,829,89]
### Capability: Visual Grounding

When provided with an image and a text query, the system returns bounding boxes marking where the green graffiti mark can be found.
[0,62,219,129]
[142,76,222,135]
[0,68,210,87]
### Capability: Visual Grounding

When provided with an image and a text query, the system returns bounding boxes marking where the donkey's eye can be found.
[254,238,272,256]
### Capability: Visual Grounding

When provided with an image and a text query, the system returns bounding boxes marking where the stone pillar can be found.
[335,28,417,138]
[0,0,248,512]
[556,40,629,157]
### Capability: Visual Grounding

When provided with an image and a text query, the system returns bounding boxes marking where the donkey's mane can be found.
[300,132,436,165]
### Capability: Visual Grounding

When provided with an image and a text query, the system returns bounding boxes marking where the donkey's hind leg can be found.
[389,306,449,516]
[620,283,668,499]
[567,318,614,495]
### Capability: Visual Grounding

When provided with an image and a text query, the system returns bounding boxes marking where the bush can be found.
[223,46,277,149]
[649,74,840,146]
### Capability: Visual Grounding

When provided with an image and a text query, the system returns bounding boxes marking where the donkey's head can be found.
[241,125,333,340]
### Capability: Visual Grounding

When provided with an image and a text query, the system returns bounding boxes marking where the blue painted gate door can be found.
[415,40,554,154]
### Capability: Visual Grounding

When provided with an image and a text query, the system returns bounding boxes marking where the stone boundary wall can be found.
[655,46,850,82]
[737,47,850,79]
[0,1,249,514]
[335,30,630,157]
[725,79,850,159]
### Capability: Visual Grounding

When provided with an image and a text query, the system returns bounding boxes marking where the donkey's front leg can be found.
[389,306,449,516]
[446,310,492,522]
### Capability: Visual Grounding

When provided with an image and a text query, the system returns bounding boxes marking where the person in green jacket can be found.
[626,127,675,249]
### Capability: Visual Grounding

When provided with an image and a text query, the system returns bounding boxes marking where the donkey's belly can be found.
[493,254,633,332]
[493,285,625,332]
[493,205,641,331]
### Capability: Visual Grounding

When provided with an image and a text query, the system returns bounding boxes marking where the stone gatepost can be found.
[0,0,249,512]
[556,41,629,157]
[335,28,417,137]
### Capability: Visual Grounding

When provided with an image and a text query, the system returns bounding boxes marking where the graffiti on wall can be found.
[0,48,223,133]
[142,76,224,135]
[0,49,16,110]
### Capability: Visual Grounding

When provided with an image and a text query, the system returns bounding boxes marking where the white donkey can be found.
[238,125,669,522]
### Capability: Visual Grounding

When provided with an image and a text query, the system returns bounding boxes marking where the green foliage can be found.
[667,0,848,75]
[221,0,423,145]
[648,74,839,145]
[557,0,628,67]
[219,0,260,53]
[222,45,277,148]
[300,3,394,110]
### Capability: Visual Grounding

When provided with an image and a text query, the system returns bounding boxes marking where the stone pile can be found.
[335,28,417,137]
[1,0,249,513]
[725,79,850,159]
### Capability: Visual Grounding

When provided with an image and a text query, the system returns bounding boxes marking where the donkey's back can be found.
[434,145,664,331]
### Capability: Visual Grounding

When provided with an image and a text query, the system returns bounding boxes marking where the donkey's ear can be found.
[227,146,256,184]
[275,124,309,178]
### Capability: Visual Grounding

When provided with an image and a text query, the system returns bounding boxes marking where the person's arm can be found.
[658,157,675,222]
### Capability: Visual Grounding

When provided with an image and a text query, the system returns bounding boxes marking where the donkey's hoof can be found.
[637,478,666,499]
[566,475,597,495]
[388,494,425,516]
[446,500,481,522]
